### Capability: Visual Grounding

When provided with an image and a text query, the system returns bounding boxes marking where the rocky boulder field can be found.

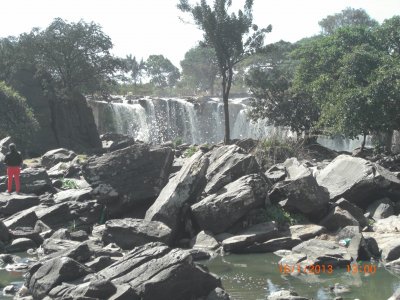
[0,135,400,299]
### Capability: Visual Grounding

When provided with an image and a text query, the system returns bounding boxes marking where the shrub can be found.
[265,205,307,226]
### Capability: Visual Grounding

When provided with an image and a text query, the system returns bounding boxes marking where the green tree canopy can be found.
[124,55,146,85]
[178,0,271,143]
[145,54,180,88]
[180,45,219,95]
[318,7,378,35]
[0,81,39,146]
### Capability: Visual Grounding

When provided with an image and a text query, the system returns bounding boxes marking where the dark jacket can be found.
[4,150,23,167]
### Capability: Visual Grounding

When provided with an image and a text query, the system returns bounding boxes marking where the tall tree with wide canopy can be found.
[145,54,180,88]
[178,0,271,144]
[318,7,378,35]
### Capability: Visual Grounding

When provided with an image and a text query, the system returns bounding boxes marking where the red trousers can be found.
[7,166,21,193]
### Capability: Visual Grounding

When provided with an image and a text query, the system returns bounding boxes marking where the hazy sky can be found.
[1,0,398,67]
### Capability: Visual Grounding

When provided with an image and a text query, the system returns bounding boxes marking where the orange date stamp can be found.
[278,263,377,275]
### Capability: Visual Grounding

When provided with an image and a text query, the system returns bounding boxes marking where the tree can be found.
[30,18,120,96]
[318,7,378,35]
[0,81,39,147]
[178,0,271,144]
[246,40,319,136]
[180,44,218,95]
[124,55,146,85]
[145,54,180,87]
[292,22,400,150]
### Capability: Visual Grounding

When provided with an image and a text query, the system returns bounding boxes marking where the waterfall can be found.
[88,96,372,152]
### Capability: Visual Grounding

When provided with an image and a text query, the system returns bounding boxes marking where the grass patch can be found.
[265,205,307,226]
[61,179,79,190]
[183,145,198,157]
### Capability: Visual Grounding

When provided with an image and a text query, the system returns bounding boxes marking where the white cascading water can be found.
[87,96,371,151]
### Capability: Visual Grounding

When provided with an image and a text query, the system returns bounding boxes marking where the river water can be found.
[202,253,400,300]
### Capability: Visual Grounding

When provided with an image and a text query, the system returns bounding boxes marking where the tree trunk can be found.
[385,130,393,153]
[361,132,367,152]
[222,74,230,144]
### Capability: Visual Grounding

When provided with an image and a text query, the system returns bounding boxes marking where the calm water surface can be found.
[202,253,400,300]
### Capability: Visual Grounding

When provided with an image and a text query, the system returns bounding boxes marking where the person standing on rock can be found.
[4,143,23,194]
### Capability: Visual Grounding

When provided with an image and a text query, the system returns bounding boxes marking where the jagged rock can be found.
[27,257,92,299]
[221,222,278,252]
[145,151,209,238]
[68,200,102,226]
[366,197,394,220]
[335,198,368,228]
[85,256,116,272]
[240,237,302,253]
[70,230,89,242]
[101,218,172,250]
[316,155,400,206]
[269,173,329,221]
[4,207,38,230]
[0,194,39,216]
[289,224,326,241]
[42,240,92,263]
[41,148,77,169]
[10,227,43,245]
[93,242,220,300]
[191,174,268,234]
[82,144,174,210]
[100,133,135,152]
[35,203,73,227]
[203,145,260,195]
[49,279,117,299]
[283,158,312,179]
[190,231,219,251]
[6,238,36,253]
[291,239,351,267]
[108,284,140,300]
[265,164,286,184]
[363,232,400,262]
[49,229,71,240]
[319,206,360,231]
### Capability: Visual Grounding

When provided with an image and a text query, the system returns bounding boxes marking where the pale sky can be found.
[0,0,398,67]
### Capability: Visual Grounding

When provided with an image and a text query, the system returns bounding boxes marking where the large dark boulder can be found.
[101,218,172,250]
[316,155,400,206]
[0,168,53,195]
[94,242,221,300]
[191,174,268,234]
[82,144,174,210]
[0,194,39,216]
[27,257,92,299]
[203,145,260,195]
[145,151,209,238]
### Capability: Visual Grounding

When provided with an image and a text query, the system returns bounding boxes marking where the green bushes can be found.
[265,205,307,226]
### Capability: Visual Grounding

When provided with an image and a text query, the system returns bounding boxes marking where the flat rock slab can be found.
[291,239,351,267]
[53,188,92,203]
[289,224,326,241]
[222,222,278,252]
[102,218,172,250]
[240,237,302,253]
[191,231,220,251]
[0,194,39,216]
[372,215,400,233]
[94,242,221,300]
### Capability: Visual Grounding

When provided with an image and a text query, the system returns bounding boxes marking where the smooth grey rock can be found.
[82,144,174,209]
[4,207,38,230]
[367,197,395,220]
[267,290,309,300]
[101,218,172,250]
[10,227,43,245]
[283,158,312,180]
[28,257,92,299]
[85,256,116,272]
[316,155,400,206]
[41,148,77,169]
[42,240,92,263]
[372,215,400,233]
[35,203,72,226]
[191,174,268,234]
[145,151,209,238]
[289,224,326,241]
[190,230,219,251]
[204,145,260,195]
[53,188,92,203]
[265,164,286,184]
[0,194,39,216]
[222,222,278,252]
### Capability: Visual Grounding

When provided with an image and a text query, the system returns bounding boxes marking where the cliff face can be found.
[12,69,101,155]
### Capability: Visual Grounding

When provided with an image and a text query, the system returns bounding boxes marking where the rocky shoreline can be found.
[0,134,400,300]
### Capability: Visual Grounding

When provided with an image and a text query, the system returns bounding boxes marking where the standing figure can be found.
[4,143,23,194]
